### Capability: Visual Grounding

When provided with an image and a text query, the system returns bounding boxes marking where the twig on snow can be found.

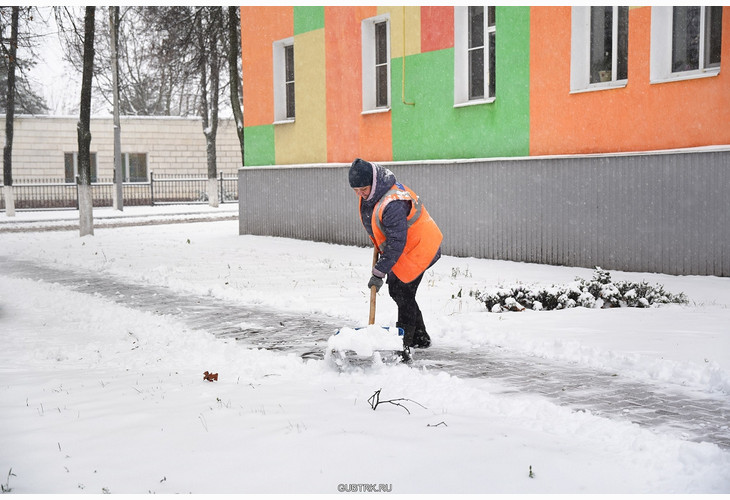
[367,389,426,415]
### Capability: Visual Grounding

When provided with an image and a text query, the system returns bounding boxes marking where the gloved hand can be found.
[367,275,384,293]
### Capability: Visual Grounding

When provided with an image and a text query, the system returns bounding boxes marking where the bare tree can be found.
[2,6,50,215]
[143,6,202,116]
[2,6,18,216]
[95,7,200,116]
[78,6,95,236]
[228,6,244,167]
[194,6,225,207]
[58,6,212,117]
[0,6,48,115]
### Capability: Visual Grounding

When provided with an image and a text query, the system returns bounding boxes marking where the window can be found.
[123,153,148,182]
[273,38,295,123]
[590,7,628,83]
[284,44,295,119]
[455,6,496,106]
[362,15,391,112]
[671,6,722,73]
[571,6,629,92]
[64,152,97,183]
[650,6,722,83]
[375,21,389,108]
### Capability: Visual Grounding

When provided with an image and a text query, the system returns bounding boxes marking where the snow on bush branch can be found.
[469,267,689,313]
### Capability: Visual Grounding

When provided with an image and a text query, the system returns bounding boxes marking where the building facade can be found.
[238,6,729,276]
[241,6,729,166]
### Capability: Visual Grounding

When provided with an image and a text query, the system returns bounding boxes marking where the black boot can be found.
[397,322,417,349]
[412,329,431,348]
[395,322,414,363]
[413,317,431,348]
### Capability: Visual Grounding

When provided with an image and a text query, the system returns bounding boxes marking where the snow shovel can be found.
[326,247,409,367]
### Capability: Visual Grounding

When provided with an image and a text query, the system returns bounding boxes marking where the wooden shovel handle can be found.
[369,286,377,325]
[368,246,379,325]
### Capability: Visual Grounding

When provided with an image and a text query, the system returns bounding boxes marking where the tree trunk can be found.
[228,6,244,168]
[78,6,96,236]
[2,7,19,216]
[110,6,123,211]
[196,7,221,208]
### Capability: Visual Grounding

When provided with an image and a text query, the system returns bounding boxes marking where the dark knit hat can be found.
[348,158,373,188]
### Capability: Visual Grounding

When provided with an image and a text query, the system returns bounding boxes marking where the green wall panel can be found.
[294,6,325,35]
[243,125,275,166]
[391,6,530,161]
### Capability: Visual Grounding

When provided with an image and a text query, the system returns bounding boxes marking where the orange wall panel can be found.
[324,7,369,163]
[358,113,392,163]
[421,6,454,53]
[529,7,571,155]
[241,7,293,127]
[325,7,392,163]
[530,6,730,155]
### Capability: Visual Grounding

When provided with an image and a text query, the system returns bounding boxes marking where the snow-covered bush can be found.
[469,267,688,312]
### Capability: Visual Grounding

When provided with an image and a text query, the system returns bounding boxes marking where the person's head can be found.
[349,158,373,199]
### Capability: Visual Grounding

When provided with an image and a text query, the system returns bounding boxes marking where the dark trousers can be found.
[387,272,425,331]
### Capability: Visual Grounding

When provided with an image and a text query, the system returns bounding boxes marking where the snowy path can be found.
[3,256,728,451]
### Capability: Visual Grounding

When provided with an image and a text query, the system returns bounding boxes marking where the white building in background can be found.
[0,115,242,183]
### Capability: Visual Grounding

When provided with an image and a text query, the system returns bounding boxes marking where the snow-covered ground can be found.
[1,205,729,494]
[0,203,238,231]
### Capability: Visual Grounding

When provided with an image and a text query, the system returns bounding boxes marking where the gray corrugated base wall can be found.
[238,149,729,277]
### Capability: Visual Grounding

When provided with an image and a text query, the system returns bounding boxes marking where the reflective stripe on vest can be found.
[373,185,423,235]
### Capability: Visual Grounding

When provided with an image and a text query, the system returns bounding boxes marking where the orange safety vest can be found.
[361,183,443,283]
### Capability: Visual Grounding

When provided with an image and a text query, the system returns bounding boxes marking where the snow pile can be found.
[327,325,404,356]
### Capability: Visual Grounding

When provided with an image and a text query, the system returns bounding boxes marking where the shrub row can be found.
[469,267,688,312]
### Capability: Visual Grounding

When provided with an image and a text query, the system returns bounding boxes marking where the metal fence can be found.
[1,172,238,210]
[238,149,730,277]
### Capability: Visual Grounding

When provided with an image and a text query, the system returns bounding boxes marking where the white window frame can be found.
[650,6,722,84]
[570,6,629,94]
[454,6,495,107]
[362,14,391,114]
[273,37,295,124]
[122,152,148,183]
[64,152,98,183]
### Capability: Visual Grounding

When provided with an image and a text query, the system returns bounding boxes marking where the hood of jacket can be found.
[362,161,397,209]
